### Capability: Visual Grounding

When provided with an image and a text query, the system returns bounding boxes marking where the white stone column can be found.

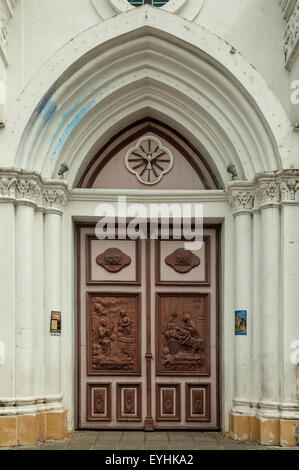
[43,188,67,412]
[251,209,262,412]
[256,178,281,422]
[230,185,254,429]
[15,176,41,410]
[0,175,16,410]
[33,207,44,402]
[280,176,299,426]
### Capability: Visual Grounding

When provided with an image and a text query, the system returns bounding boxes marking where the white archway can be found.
[2,6,291,186]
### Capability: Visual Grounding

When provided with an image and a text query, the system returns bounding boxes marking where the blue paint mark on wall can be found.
[34,85,58,127]
[50,94,91,146]
[41,99,57,127]
[50,98,96,167]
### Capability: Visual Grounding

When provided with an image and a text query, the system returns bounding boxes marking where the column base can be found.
[0,411,72,447]
[229,413,299,447]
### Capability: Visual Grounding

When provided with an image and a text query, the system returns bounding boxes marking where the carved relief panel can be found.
[87,293,141,375]
[185,383,211,422]
[87,383,112,421]
[156,384,181,421]
[117,383,142,421]
[156,293,210,376]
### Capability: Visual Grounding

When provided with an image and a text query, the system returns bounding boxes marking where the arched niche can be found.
[78,119,220,190]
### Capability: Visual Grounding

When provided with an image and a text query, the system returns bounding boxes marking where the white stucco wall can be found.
[3,0,297,123]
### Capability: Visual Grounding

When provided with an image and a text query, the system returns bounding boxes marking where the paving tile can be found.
[5,431,297,451]
[145,432,168,441]
[194,443,222,450]
[40,440,70,450]
[122,434,145,441]
[168,432,193,441]
[74,436,99,444]
[170,442,195,450]
[93,442,120,450]
[119,443,145,450]
[65,442,94,450]
[95,431,123,438]
[95,434,123,442]
[191,432,220,441]
[77,431,99,436]
[17,446,41,451]
[222,443,250,450]
[145,442,171,450]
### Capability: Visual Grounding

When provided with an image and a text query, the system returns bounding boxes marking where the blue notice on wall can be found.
[235,310,247,335]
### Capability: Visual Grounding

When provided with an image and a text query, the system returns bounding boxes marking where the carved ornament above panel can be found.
[165,248,200,274]
[96,247,131,273]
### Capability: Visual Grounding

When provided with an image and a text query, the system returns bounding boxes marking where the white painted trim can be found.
[108,0,186,14]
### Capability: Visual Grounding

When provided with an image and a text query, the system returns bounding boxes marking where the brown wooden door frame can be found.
[75,223,221,430]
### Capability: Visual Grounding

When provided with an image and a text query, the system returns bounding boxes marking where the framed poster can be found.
[50,312,62,336]
[235,310,247,336]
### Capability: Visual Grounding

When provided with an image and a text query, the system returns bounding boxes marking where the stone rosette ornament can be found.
[125,135,174,185]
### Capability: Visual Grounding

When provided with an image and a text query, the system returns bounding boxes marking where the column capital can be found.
[256,179,280,210]
[228,182,255,215]
[279,170,299,204]
[15,176,42,208]
[42,187,68,215]
[0,168,69,212]
[0,174,17,202]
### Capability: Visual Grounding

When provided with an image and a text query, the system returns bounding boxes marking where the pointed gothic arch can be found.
[1,6,291,186]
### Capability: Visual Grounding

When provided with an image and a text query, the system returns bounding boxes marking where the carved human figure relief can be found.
[88,294,140,375]
[156,294,209,375]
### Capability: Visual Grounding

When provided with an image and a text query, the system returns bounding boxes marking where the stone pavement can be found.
[2,431,299,450]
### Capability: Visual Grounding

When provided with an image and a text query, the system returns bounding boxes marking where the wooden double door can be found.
[77,225,220,430]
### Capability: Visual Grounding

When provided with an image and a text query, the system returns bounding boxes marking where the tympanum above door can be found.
[77,119,220,190]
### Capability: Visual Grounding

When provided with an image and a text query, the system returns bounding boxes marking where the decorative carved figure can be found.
[96,248,131,273]
[157,294,209,375]
[88,295,140,375]
[165,248,200,274]
[163,312,204,364]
